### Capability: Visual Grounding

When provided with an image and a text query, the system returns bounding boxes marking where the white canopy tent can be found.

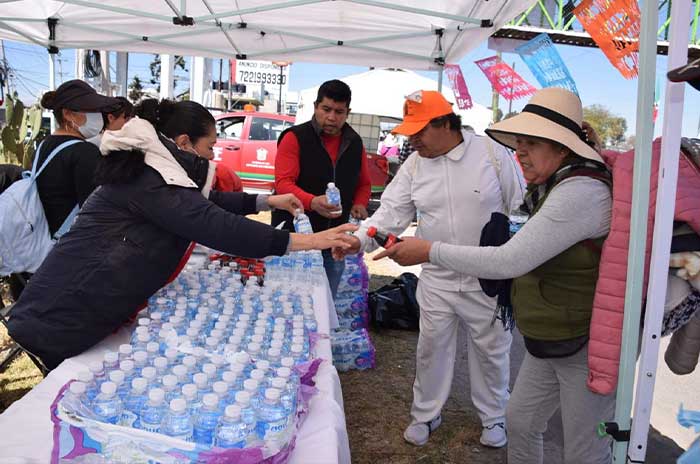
[0,0,534,71]
[295,68,493,134]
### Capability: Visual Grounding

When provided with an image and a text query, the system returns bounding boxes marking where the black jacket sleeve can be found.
[208,190,259,216]
[132,182,289,258]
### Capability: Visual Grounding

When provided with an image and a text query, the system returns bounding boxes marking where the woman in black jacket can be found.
[7,99,355,370]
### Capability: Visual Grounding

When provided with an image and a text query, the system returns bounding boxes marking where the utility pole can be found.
[491,51,501,123]
[508,62,516,117]
[272,61,289,114]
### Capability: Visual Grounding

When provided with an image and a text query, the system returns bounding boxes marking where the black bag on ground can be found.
[368,272,420,331]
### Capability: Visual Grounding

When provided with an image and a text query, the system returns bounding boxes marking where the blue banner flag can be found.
[516,33,578,95]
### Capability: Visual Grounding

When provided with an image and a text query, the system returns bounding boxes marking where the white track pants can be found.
[410,280,512,427]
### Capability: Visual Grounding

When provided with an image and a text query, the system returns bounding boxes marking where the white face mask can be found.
[77,112,104,139]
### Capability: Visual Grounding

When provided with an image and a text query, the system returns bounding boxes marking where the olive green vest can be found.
[511,182,606,341]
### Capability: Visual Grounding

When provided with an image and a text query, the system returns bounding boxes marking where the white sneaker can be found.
[480,422,507,448]
[403,415,442,446]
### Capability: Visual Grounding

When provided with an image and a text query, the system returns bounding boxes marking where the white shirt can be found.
[355,129,525,292]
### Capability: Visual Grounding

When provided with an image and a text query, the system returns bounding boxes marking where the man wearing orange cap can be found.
[334,90,524,448]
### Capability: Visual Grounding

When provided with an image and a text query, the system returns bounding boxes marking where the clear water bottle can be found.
[77,370,98,403]
[93,381,123,425]
[212,381,229,413]
[192,393,221,446]
[161,398,193,442]
[193,372,212,400]
[292,209,313,234]
[88,361,106,389]
[108,370,126,400]
[119,361,136,396]
[153,356,169,379]
[103,351,119,373]
[62,381,89,416]
[141,366,157,387]
[214,404,248,449]
[121,377,148,428]
[181,383,201,416]
[234,390,256,436]
[132,351,149,373]
[139,388,166,433]
[255,388,289,451]
[161,374,180,403]
[325,182,342,216]
[172,364,189,385]
[270,377,294,415]
[118,344,133,361]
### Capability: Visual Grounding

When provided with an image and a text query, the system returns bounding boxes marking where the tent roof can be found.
[296,68,493,134]
[0,0,535,70]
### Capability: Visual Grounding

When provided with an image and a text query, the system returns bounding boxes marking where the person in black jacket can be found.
[7,99,355,370]
[37,79,123,237]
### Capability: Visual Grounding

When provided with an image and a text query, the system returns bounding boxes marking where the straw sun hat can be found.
[485,87,603,164]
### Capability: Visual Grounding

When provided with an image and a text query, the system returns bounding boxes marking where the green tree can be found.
[583,104,627,148]
[149,55,187,92]
[128,76,145,102]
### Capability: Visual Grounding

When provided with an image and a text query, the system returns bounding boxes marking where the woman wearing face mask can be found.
[7,97,357,370]
[38,79,121,237]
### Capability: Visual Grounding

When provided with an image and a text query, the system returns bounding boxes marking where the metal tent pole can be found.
[49,52,56,132]
[627,0,691,462]
[611,0,659,461]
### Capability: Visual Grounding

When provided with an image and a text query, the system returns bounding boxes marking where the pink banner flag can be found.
[444,64,473,110]
[475,56,537,101]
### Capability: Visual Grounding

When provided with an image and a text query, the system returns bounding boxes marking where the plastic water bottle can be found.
[255,388,289,451]
[193,372,212,400]
[118,344,133,361]
[292,209,313,234]
[193,393,221,446]
[119,361,136,397]
[139,388,166,433]
[270,377,294,415]
[161,398,193,441]
[103,351,119,372]
[108,370,126,400]
[153,356,169,379]
[234,391,256,437]
[325,182,342,215]
[141,366,157,387]
[162,374,180,403]
[212,381,229,413]
[181,383,201,416]
[88,361,106,389]
[77,370,98,403]
[214,405,248,449]
[62,381,90,416]
[132,351,149,373]
[93,381,123,424]
[121,377,148,428]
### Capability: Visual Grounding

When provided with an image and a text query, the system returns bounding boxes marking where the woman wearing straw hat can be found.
[373,87,615,463]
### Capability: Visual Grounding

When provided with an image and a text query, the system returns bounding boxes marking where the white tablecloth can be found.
[0,283,350,464]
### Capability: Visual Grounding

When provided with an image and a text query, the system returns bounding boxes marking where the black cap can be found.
[667,58,700,91]
[42,79,122,112]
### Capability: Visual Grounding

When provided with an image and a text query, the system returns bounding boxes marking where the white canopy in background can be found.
[0,0,535,70]
[296,68,493,134]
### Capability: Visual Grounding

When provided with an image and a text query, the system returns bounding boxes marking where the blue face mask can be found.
[77,112,104,139]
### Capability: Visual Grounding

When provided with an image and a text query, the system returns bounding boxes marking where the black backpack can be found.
[368,273,420,331]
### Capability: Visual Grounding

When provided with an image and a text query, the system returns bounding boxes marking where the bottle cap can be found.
[203,393,219,407]
[137,333,151,342]
[193,373,208,386]
[277,367,292,378]
[138,318,151,326]
[225,404,241,419]
[104,351,119,364]
[256,360,270,371]
[243,379,258,391]
[100,381,117,395]
[271,377,286,390]
[234,390,251,405]
[265,388,281,401]
[141,366,157,380]
[210,354,225,367]
[118,344,133,356]
[146,342,160,353]
[170,398,187,412]
[250,369,264,381]
[182,383,197,398]
[132,377,148,391]
[268,348,281,358]
[327,182,336,188]
[133,351,148,364]
[172,365,188,378]
[162,374,178,388]
[193,347,206,359]
[202,363,216,376]
[109,370,125,384]
[148,388,165,403]
[222,371,237,384]
[88,361,104,374]
[366,226,377,238]
[154,357,168,369]
[119,360,135,372]
[281,357,294,369]
[164,348,178,360]
[213,381,228,395]
[69,381,86,395]
[182,356,196,369]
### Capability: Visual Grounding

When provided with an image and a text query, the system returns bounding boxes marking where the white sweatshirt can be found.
[355,129,525,292]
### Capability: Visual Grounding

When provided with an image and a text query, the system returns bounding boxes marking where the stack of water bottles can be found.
[54,254,322,462]
[329,218,375,372]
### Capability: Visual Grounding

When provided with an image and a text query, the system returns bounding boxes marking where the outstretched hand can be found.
[267,193,304,215]
[372,236,432,266]
[332,235,362,261]
[311,223,359,250]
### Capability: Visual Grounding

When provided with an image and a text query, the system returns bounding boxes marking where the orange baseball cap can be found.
[392,90,454,136]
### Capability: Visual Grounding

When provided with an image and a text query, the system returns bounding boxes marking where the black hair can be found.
[315,79,351,107]
[94,149,146,185]
[136,98,215,144]
[40,91,65,125]
[102,97,134,128]
[429,113,462,131]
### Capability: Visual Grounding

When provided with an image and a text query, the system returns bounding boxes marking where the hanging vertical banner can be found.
[515,33,579,95]
[574,0,640,79]
[475,56,537,101]
[443,64,473,110]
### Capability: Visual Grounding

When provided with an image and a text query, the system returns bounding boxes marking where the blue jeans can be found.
[322,249,345,300]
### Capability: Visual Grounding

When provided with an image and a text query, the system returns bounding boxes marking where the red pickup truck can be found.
[213,111,388,210]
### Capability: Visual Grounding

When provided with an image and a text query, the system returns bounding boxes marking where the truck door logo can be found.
[256,147,268,161]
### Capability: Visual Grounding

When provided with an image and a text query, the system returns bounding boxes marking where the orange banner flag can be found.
[574,0,640,79]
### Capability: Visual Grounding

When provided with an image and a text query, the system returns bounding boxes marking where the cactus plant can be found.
[0,93,48,168]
